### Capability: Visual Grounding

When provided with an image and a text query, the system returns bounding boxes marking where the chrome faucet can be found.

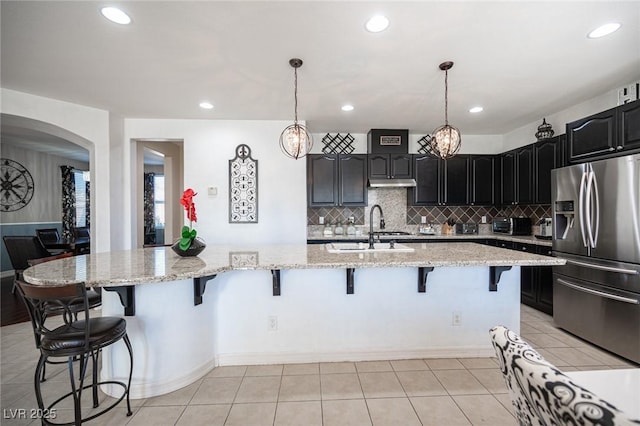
[369,204,386,249]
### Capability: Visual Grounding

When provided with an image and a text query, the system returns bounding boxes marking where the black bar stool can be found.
[16,280,133,425]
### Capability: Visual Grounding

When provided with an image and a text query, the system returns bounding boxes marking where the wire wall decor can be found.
[229,144,258,223]
[417,135,433,155]
[321,133,355,154]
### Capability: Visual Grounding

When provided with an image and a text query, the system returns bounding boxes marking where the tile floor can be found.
[1,304,637,425]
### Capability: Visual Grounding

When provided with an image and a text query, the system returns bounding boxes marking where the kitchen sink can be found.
[325,242,415,253]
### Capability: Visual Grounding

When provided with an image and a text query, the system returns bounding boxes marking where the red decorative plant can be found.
[178,188,198,250]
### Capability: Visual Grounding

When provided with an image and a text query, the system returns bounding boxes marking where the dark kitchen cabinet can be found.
[516,146,534,204]
[512,242,553,315]
[533,136,562,204]
[443,156,470,205]
[308,155,337,206]
[307,154,367,207]
[619,100,640,152]
[500,147,533,205]
[339,155,368,206]
[567,107,617,162]
[470,155,496,205]
[410,155,470,206]
[536,246,554,315]
[500,152,516,205]
[409,154,442,205]
[368,154,412,180]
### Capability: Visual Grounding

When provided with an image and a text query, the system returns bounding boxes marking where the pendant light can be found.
[280,58,313,159]
[427,61,461,160]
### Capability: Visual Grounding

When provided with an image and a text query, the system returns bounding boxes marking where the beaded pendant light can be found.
[427,61,462,160]
[279,58,313,159]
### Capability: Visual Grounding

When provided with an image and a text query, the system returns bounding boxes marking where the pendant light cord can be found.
[293,67,299,125]
[444,69,449,126]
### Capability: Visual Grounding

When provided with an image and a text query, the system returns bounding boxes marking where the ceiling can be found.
[1,1,639,156]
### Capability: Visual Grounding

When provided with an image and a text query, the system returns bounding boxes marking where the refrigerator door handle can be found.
[557,279,640,305]
[565,259,639,275]
[578,171,588,248]
[591,169,600,248]
[585,168,596,249]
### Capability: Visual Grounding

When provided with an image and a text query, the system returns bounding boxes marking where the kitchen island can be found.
[23,242,564,399]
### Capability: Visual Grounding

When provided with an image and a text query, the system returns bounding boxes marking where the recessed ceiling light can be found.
[341,104,354,112]
[199,102,214,109]
[469,106,484,113]
[587,23,621,38]
[100,7,131,25]
[365,15,389,33]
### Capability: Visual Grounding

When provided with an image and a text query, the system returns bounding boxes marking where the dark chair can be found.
[16,280,133,425]
[35,228,61,245]
[72,226,90,239]
[71,227,91,254]
[24,253,102,383]
[35,228,69,255]
[3,236,56,294]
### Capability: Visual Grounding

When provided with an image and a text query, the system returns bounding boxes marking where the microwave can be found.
[492,217,532,236]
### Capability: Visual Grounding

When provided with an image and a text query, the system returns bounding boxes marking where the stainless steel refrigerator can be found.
[551,153,640,364]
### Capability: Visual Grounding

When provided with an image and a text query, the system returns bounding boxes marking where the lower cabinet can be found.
[488,240,553,314]
[511,242,553,315]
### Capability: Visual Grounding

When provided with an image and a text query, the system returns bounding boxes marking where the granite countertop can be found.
[307,233,553,246]
[23,243,564,287]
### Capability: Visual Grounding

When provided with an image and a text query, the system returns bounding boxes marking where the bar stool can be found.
[24,254,102,383]
[16,280,133,425]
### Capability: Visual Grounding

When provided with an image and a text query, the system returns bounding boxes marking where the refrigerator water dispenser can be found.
[554,200,575,240]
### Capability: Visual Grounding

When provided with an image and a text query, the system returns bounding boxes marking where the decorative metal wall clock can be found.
[229,144,258,223]
[1,158,35,212]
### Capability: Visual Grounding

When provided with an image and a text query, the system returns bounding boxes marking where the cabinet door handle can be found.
[609,147,615,151]
[617,146,623,150]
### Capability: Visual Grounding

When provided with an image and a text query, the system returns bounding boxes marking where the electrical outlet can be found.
[268,315,278,331]
[452,311,462,326]
[481,215,487,224]
[319,216,325,225]
[421,216,427,224]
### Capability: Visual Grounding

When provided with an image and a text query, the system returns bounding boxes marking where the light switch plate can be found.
[208,186,218,196]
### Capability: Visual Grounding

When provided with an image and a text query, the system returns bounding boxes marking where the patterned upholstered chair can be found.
[489,325,640,426]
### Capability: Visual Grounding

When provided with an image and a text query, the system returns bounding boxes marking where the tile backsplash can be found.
[307,188,551,228]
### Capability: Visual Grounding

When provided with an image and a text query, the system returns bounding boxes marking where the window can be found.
[154,175,165,228]
[73,170,89,227]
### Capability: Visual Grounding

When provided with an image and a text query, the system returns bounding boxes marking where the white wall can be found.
[125,119,307,245]
[0,89,114,253]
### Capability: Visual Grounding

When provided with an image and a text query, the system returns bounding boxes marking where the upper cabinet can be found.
[516,146,534,204]
[307,154,367,207]
[470,155,496,206]
[500,146,533,205]
[443,156,470,205]
[368,154,412,180]
[307,155,338,206]
[534,135,563,204]
[500,151,516,205]
[619,100,640,152]
[338,155,368,206]
[566,107,617,162]
[409,154,441,205]
[566,100,640,163]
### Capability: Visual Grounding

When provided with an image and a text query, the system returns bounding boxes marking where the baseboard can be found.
[215,346,495,366]
[101,357,216,400]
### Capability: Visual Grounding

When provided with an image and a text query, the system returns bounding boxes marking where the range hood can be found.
[368,178,416,188]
